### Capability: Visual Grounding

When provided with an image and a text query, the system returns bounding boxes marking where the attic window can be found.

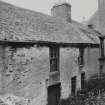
[49,46,59,72]
[88,24,93,29]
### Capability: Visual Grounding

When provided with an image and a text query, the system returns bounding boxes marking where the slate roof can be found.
[0,1,100,44]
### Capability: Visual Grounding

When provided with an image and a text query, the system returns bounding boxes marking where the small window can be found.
[49,46,59,72]
[71,76,77,95]
[78,48,84,66]
[81,72,85,89]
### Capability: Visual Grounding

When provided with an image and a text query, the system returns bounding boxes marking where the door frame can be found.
[47,83,61,105]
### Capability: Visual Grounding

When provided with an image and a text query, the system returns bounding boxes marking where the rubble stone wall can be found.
[0,46,80,105]
[0,45,100,105]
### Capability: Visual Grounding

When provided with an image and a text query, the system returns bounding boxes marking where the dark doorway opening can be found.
[81,72,85,89]
[71,76,77,95]
[48,83,61,105]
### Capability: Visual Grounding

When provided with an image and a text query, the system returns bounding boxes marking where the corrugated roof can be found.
[0,1,100,44]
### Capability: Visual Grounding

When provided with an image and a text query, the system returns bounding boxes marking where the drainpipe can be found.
[98,37,105,77]
[97,37,105,97]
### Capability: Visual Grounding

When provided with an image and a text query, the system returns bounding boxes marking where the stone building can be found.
[87,0,105,34]
[0,1,103,105]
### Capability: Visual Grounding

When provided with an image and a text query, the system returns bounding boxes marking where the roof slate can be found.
[0,1,100,44]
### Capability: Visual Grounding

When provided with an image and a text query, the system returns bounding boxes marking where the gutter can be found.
[0,40,99,48]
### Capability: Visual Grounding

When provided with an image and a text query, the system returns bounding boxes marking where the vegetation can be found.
[60,73,105,105]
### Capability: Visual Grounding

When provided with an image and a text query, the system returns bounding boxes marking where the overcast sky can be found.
[2,0,98,22]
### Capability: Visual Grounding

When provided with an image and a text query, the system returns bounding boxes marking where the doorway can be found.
[48,83,61,105]
[71,76,77,95]
[81,72,85,89]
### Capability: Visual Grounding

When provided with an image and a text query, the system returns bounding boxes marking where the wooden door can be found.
[48,84,61,105]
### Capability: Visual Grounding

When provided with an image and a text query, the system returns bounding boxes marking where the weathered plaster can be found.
[0,45,101,105]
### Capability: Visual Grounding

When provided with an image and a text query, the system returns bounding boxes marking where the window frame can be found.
[49,46,59,72]
[78,48,84,67]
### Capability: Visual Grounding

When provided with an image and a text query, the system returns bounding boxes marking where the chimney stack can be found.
[51,1,71,22]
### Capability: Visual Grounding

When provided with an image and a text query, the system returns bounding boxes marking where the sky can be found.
[1,0,98,22]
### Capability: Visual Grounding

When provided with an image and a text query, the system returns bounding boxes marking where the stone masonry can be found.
[0,44,101,105]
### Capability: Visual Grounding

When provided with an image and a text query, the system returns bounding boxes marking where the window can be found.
[49,46,59,72]
[78,48,84,67]
[99,37,104,57]
[81,72,85,89]
[71,76,77,95]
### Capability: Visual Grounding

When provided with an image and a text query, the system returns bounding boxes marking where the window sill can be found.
[49,70,59,75]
